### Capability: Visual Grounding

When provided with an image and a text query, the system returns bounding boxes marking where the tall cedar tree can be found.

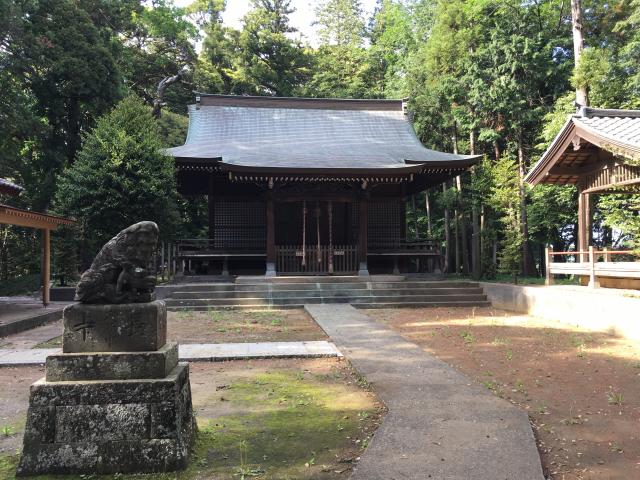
[239,0,311,96]
[305,0,372,98]
[54,97,179,268]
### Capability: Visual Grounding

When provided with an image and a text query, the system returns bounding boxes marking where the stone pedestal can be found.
[17,302,196,476]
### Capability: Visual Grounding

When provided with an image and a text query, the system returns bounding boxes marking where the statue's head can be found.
[113,221,159,267]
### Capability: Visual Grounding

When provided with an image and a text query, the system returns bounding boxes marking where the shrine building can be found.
[166,94,480,276]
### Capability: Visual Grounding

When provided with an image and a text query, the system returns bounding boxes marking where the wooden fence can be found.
[545,246,640,287]
[276,245,358,275]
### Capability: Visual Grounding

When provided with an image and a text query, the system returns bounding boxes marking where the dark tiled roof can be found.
[0,178,24,196]
[526,107,640,185]
[165,96,480,172]
[574,108,640,152]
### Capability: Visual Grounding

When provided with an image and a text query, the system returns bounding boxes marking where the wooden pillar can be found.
[208,173,215,242]
[588,245,599,288]
[265,188,276,277]
[577,187,588,262]
[585,192,592,247]
[545,246,554,286]
[358,191,369,276]
[42,229,50,307]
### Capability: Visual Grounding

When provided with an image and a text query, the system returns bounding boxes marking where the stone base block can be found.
[17,363,195,476]
[45,342,179,381]
[62,301,167,353]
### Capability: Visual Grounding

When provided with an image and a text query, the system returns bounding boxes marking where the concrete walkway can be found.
[305,304,545,480]
[0,340,341,366]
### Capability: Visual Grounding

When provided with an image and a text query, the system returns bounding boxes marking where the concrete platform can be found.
[0,341,341,366]
[0,297,68,337]
[305,304,545,480]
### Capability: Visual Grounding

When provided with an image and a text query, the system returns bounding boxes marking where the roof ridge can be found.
[194,93,404,103]
[577,107,640,119]
[193,94,406,112]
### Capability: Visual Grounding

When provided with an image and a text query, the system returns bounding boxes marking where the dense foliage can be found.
[54,96,179,268]
[1,0,639,284]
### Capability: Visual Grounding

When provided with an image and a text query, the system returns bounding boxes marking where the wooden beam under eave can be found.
[582,178,640,194]
[0,212,60,230]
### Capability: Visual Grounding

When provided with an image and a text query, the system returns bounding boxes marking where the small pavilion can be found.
[0,178,75,304]
[166,94,480,276]
[525,107,640,287]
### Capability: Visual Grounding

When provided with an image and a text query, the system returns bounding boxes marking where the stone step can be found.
[168,280,481,293]
[169,287,485,300]
[234,275,407,284]
[167,300,492,311]
[165,293,488,307]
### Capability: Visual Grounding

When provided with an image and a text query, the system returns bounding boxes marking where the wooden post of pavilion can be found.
[42,229,51,305]
[0,204,74,307]
[577,183,592,263]
[358,188,369,276]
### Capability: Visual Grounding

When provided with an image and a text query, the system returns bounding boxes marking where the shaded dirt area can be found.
[367,307,640,480]
[167,309,327,344]
[0,358,384,479]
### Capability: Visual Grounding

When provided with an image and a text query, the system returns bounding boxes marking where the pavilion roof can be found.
[0,204,75,230]
[526,107,640,186]
[165,94,480,174]
[0,178,24,196]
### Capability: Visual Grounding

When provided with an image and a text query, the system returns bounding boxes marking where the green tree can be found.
[54,97,179,267]
[121,0,198,115]
[304,0,372,98]
[315,0,365,46]
[239,0,311,96]
[2,0,126,208]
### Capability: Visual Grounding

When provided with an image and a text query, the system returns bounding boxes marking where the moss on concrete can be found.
[0,366,382,479]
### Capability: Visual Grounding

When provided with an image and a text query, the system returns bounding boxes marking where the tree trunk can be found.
[66,97,81,164]
[425,190,433,236]
[456,175,470,275]
[517,134,538,276]
[153,71,184,118]
[451,124,463,274]
[442,183,451,273]
[571,0,589,107]
[470,129,481,279]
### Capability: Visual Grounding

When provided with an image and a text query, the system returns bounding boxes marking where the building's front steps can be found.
[164,276,491,310]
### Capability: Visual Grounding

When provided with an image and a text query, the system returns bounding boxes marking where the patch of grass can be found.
[207,309,225,322]
[609,442,624,453]
[483,380,496,391]
[459,330,475,344]
[570,334,593,349]
[607,390,624,406]
[34,336,62,349]
[177,307,195,320]
[536,402,548,414]
[561,416,583,425]
[492,337,508,345]
[514,379,526,394]
[505,350,513,361]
